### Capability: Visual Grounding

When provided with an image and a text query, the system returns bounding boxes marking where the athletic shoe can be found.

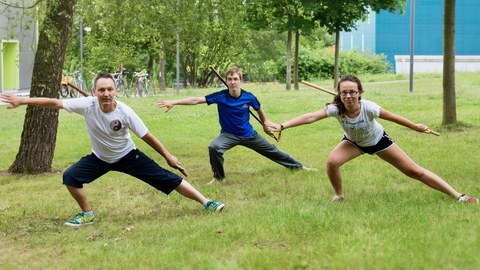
[64,212,95,226]
[332,195,345,202]
[205,200,225,212]
[457,194,479,203]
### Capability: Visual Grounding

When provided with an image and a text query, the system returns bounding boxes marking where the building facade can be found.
[340,0,480,73]
[0,5,37,92]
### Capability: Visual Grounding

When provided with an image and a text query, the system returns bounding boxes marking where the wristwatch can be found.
[280,124,285,131]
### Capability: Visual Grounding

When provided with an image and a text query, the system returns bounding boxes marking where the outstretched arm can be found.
[266,108,328,132]
[141,131,188,177]
[379,108,430,134]
[0,93,63,109]
[157,97,206,112]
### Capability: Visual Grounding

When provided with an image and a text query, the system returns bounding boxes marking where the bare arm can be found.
[266,108,328,132]
[141,131,188,177]
[379,108,430,134]
[0,93,63,109]
[157,97,207,112]
[256,107,273,136]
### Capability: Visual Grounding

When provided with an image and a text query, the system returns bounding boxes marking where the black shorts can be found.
[63,149,182,194]
[342,132,395,155]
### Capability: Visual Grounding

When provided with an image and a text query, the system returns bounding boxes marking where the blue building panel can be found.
[340,0,480,72]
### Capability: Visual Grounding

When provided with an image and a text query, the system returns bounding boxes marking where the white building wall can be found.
[395,55,480,74]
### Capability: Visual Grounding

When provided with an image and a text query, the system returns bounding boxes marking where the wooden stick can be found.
[301,81,440,136]
[427,129,440,136]
[209,65,280,142]
[67,82,90,97]
[301,81,337,96]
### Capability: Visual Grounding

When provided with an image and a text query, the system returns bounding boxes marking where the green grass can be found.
[1,73,480,269]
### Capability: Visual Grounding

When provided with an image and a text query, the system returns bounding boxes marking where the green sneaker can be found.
[205,200,225,212]
[64,212,94,226]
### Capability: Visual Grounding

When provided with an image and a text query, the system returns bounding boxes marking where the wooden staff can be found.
[302,80,440,136]
[209,65,280,142]
[67,82,90,97]
[301,80,336,96]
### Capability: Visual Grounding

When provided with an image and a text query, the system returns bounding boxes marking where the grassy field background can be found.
[1,73,479,269]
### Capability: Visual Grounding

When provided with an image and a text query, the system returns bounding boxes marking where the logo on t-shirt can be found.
[110,120,122,131]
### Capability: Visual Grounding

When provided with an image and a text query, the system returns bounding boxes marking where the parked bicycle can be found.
[60,73,74,98]
[113,71,130,98]
[60,70,88,98]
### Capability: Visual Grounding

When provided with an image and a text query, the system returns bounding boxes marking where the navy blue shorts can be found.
[63,149,182,195]
[342,132,395,155]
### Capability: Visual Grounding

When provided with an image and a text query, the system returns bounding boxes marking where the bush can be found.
[275,48,390,82]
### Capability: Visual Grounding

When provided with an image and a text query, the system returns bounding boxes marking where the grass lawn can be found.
[1,73,479,269]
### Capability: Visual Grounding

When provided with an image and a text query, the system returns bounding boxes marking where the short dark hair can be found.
[93,72,115,89]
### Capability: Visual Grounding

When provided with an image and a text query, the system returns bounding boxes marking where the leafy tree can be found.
[72,0,250,89]
[7,0,77,173]
[304,0,406,86]
[442,0,456,125]
[246,0,315,90]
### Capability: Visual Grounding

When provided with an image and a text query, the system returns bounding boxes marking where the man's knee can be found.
[208,142,222,153]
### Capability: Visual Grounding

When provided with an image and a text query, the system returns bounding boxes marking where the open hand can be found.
[157,100,174,112]
[0,93,21,109]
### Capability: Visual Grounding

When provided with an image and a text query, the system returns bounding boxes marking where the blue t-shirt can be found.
[205,89,261,137]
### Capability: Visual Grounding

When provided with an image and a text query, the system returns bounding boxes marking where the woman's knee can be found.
[402,165,425,179]
[326,157,342,170]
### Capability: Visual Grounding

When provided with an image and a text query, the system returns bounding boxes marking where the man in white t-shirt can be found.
[0,72,224,226]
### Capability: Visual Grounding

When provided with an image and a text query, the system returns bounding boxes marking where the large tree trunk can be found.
[9,0,76,174]
[442,0,456,125]
[333,30,340,88]
[286,31,292,91]
[294,30,300,90]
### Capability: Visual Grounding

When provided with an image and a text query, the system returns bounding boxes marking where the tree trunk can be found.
[9,0,76,174]
[158,44,166,91]
[286,31,292,91]
[333,30,340,88]
[442,0,456,125]
[147,54,154,94]
[294,30,300,90]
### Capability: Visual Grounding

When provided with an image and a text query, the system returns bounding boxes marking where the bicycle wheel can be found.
[69,85,80,97]
[60,84,69,98]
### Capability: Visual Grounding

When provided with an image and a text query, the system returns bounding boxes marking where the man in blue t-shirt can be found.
[157,66,305,184]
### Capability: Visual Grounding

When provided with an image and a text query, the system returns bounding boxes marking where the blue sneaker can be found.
[64,212,94,226]
[205,200,225,212]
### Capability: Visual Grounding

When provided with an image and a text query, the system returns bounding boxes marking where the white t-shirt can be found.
[62,97,149,163]
[326,99,384,147]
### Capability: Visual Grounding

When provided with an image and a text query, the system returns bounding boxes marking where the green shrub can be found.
[275,48,391,82]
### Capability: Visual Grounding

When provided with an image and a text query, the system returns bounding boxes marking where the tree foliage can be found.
[246,0,316,90]
[302,0,406,86]
[69,0,252,88]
